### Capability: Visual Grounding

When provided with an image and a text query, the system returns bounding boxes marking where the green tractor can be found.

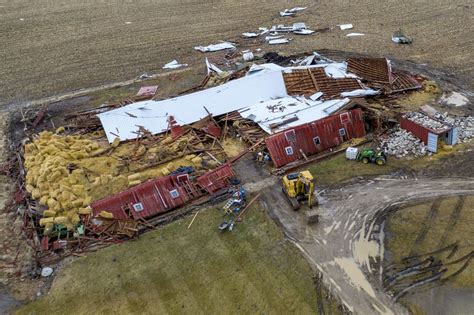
[357,148,387,166]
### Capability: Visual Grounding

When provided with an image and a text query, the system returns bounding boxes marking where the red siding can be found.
[91,173,202,220]
[265,109,366,168]
[400,117,429,144]
[196,163,235,194]
[91,165,236,220]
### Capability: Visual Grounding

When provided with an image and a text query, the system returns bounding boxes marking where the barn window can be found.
[340,112,350,124]
[285,146,294,155]
[177,174,189,183]
[132,203,144,212]
[284,130,296,142]
[169,189,180,199]
[339,128,346,136]
[313,136,321,146]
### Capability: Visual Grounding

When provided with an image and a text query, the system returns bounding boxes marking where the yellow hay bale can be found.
[43,223,54,235]
[135,145,147,157]
[39,196,48,205]
[39,217,54,226]
[191,156,203,165]
[128,173,141,181]
[166,162,175,170]
[111,138,121,148]
[72,199,85,208]
[128,180,141,187]
[184,154,196,161]
[78,207,92,215]
[55,126,65,134]
[31,188,41,199]
[43,210,56,217]
[26,184,34,193]
[161,167,170,176]
[99,211,114,219]
[71,185,84,195]
[71,214,80,225]
[47,198,59,209]
[83,196,92,206]
[54,216,69,225]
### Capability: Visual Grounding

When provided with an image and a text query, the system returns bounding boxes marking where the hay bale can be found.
[78,207,92,215]
[128,180,141,187]
[98,211,114,219]
[43,210,56,217]
[128,173,141,181]
[191,156,203,165]
[44,223,54,235]
[39,217,54,226]
[54,216,69,225]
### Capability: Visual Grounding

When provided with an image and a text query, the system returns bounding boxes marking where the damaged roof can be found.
[346,57,392,83]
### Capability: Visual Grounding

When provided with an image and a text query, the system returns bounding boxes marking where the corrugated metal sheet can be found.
[283,68,362,99]
[265,108,366,167]
[386,71,422,94]
[347,57,392,83]
[196,164,236,194]
[91,173,202,220]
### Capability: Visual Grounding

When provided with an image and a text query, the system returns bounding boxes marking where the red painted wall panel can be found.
[265,109,366,168]
[400,117,429,144]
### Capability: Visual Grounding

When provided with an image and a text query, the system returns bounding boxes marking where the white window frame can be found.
[285,146,294,155]
[132,203,144,212]
[177,174,189,183]
[284,130,296,142]
[169,189,180,199]
[313,136,321,146]
[340,112,350,124]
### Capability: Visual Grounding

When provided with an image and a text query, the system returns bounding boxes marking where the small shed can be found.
[265,108,366,168]
[400,112,458,153]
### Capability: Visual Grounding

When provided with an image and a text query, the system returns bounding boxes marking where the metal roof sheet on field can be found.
[98,70,288,143]
[346,57,392,83]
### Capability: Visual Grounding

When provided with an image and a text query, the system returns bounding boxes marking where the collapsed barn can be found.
[17,54,443,264]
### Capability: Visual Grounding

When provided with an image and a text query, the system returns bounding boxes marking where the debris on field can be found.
[41,267,53,277]
[194,42,236,52]
[138,72,153,80]
[269,38,291,45]
[338,24,353,30]
[205,58,224,75]
[379,127,427,157]
[346,33,365,37]
[162,60,188,69]
[279,7,307,17]
[242,32,259,38]
[136,86,158,97]
[341,89,379,97]
[392,29,413,44]
[293,29,315,35]
[242,51,254,61]
[440,91,470,107]
[433,113,474,142]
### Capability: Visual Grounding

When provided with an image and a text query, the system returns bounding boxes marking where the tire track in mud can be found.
[437,195,465,252]
[408,198,442,256]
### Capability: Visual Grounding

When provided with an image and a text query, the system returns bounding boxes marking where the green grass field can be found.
[18,204,329,314]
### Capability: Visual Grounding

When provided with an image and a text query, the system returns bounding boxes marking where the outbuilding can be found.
[400,112,458,153]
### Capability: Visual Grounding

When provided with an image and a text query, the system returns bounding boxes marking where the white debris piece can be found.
[269,38,290,45]
[294,29,315,35]
[205,58,223,75]
[242,32,259,38]
[338,24,353,30]
[162,60,188,69]
[265,35,284,41]
[292,23,307,31]
[346,33,365,37]
[280,7,307,17]
[41,267,54,277]
[242,51,254,61]
[379,127,427,158]
[310,92,323,101]
[194,42,235,52]
[341,89,379,97]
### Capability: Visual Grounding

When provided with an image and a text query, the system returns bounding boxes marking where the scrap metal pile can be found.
[379,127,428,157]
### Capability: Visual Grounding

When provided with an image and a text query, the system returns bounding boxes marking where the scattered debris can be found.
[194,42,236,52]
[242,51,254,61]
[379,127,427,157]
[162,60,188,69]
[136,86,158,97]
[242,32,259,38]
[346,33,365,37]
[41,267,53,277]
[279,7,307,17]
[338,24,353,30]
[269,38,291,45]
[392,29,413,44]
[434,113,474,142]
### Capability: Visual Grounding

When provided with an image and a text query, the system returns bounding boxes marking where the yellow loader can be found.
[281,170,318,211]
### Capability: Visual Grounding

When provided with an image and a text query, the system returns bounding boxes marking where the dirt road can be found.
[251,175,474,314]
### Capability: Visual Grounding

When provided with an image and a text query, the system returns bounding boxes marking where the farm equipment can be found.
[281,170,317,211]
[357,148,387,166]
